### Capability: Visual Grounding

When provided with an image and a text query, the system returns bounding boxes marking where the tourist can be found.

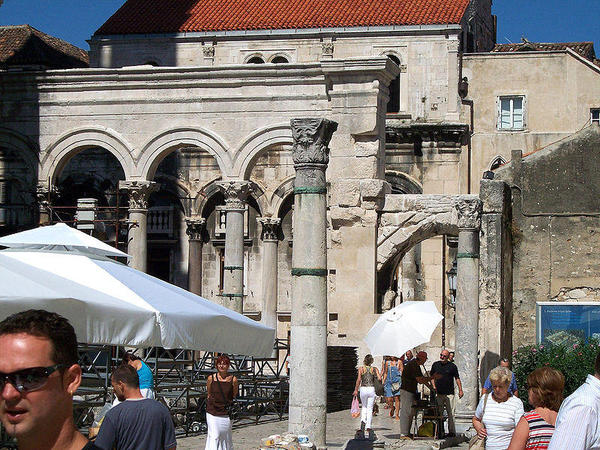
[507,366,564,450]
[483,358,519,397]
[548,350,600,449]
[398,351,436,439]
[353,354,381,440]
[431,348,463,437]
[403,350,415,365]
[95,364,176,450]
[122,352,154,399]
[448,351,455,362]
[472,366,524,449]
[206,355,238,450]
[0,309,98,450]
[382,356,402,420]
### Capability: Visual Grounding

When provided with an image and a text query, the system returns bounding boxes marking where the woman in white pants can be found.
[206,355,239,450]
[353,354,382,440]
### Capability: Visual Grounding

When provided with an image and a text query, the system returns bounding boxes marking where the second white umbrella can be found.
[364,301,443,358]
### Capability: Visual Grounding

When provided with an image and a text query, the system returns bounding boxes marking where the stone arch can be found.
[377,194,480,270]
[153,174,193,216]
[40,127,135,182]
[385,170,423,194]
[139,127,231,181]
[232,123,293,179]
[272,176,295,218]
[489,155,507,171]
[269,54,291,64]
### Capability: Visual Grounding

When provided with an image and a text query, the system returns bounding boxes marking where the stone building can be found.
[2,1,599,413]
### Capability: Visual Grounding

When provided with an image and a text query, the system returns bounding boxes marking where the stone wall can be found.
[496,125,600,348]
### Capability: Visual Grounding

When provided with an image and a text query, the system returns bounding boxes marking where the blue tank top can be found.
[137,360,154,390]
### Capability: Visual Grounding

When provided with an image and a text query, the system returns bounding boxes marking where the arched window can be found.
[489,156,507,171]
[386,54,401,113]
[271,56,289,64]
[247,56,265,64]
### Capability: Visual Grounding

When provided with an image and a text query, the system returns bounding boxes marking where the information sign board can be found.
[536,302,600,345]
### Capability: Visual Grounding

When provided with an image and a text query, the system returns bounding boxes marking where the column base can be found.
[288,405,326,448]
[455,411,477,437]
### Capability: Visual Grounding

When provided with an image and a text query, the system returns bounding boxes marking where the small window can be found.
[498,96,526,130]
[271,56,289,64]
[592,109,600,125]
[489,156,507,171]
[386,54,401,114]
[247,56,265,64]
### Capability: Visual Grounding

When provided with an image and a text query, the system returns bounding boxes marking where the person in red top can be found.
[507,367,564,450]
[205,355,239,450]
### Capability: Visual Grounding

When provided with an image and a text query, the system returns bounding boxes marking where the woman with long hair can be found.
[507,367,564,450]
[353,354,382,440]
[382,356,402,419]
[206,355,239,450]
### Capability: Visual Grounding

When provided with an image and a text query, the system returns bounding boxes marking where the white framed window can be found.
[591,108,600,125]
[497,95,526,130]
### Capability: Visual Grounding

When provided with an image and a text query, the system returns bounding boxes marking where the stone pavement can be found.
[176,408,469,449]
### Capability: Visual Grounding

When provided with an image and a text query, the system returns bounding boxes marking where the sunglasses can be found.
[0,364,65,393]
[440,354,448,358]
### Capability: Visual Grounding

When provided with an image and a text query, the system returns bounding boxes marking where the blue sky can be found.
[0,0,598,53]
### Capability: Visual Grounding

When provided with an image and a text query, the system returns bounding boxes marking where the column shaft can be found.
[186,218,206,296]
[288,118,337,448]
[128,209,149,272]
[455,228,480,419]
[258,217,281,332]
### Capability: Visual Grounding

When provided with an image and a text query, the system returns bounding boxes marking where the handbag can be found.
[373,368,384,396]
[468,393,489,449]
[391,381,401,393]
[351,395,360,418]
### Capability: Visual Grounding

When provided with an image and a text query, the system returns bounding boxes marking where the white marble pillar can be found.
[454,198,482,423]
[288,118,338,448]
[216,181,253,313]
[186,217,206,296]
[119,180,158,273]
[258,217,281,331]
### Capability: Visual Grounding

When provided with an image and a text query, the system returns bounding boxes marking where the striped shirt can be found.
[548,374,600,450]
[523,411,554,449]
[475,394,524,449]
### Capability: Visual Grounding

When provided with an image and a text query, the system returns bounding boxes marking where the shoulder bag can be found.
[468,393,489,450]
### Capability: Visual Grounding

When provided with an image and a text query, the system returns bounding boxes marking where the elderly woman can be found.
[353,354,382,440]
[507,367,564,450]
[473,366,524,449]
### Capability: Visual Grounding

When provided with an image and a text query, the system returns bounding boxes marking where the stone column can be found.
[119,180,158,272]
[454,198,482,424]
[288,118,338,448]
[258,217,281,331]
[216,181,253,313]
[36,183,57,226]
[186,217,206,296]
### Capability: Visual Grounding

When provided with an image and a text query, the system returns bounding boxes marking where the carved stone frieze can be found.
[119,180,159,210]
[290,118,338,167]
[456,198,482,230]
[185,217,206,240]
[257,217,281,241]
[203,45,215,58]
[322,42,334,56]
[216,181,253,210]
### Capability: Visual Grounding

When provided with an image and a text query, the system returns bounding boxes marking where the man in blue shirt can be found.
[481,358,518,397]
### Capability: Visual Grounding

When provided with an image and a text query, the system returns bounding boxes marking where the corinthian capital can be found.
[456,197,482,230]
[119,180,158,210]
[185,217,206,240]
[290,118,338,167]
[216,181,253,210]
[257,217,281,241]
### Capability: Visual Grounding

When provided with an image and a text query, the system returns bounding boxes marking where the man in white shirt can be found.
[548,351,600,450]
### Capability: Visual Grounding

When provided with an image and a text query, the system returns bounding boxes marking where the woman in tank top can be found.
[507,367,564,450]
[205,354,239,450]
[353,354,382,440]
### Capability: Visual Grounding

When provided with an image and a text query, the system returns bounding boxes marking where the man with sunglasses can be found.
[0,309,98,450]
[431,348,463,437]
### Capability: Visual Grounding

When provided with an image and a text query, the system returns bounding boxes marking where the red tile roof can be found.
[492,41,596,63]
[95,0,470,35]
[0,25,88,69]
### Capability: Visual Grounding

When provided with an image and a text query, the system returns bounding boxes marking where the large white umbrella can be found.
[0,248,275,357]
[364,301,443,358]
[0,223,129,258]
